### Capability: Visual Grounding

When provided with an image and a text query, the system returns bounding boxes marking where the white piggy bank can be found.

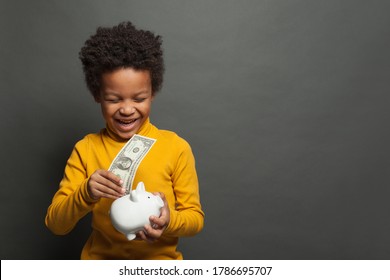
[110,182,164,240]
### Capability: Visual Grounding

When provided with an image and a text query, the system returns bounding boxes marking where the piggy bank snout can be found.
[154,195,164,208]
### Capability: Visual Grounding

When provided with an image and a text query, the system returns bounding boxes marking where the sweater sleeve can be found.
[164,138,204,237]
[45,137,98,235]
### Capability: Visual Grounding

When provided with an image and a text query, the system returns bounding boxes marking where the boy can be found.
[45,21,204,260]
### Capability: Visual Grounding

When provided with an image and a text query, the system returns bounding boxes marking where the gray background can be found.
[1,0,389,259]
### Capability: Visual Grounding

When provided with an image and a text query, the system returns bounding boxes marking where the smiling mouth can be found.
[117,119,137,125]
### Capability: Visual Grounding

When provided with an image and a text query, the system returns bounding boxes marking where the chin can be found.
[119,132,136,140]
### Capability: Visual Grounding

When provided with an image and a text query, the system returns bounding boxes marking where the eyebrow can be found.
[102,90,149,96]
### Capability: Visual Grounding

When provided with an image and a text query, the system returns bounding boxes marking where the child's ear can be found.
[94,95,101,103]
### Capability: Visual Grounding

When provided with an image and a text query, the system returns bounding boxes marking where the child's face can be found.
[97,68,154,140]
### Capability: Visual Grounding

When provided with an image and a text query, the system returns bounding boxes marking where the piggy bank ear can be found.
[130,189,138,202]
[130,182,146,202]
[155,195,164,208]
[136,182,146,193]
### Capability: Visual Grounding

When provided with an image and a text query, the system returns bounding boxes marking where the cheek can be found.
[101,104,117,118]
[140,101,152,113]
[141,104,151,113]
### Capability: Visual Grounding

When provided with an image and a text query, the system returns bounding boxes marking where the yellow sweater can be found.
[45,118,204,259]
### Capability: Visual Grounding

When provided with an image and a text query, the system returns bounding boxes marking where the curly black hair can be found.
[79,21,164,99]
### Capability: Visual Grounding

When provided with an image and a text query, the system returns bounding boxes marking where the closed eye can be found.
[106,99,120,103]
[134,98,146,103]
[103,96,121,103]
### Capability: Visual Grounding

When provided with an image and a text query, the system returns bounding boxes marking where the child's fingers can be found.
[150,192,170,224]
[142,225,160,241]
[90,188,121,200]
[149,215,167,228]
[100,170,123,186]
[89,180,123,199]
[89,170,126,199]
[137,229,155,243]
[100,176,125,195]
[98,181,125,197]
[96,170,125,193]
[138,192,170,241]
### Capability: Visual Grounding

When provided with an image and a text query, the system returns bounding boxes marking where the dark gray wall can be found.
[1,0,389,259]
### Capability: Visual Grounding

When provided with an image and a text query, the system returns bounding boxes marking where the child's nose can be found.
[119,102,136,115]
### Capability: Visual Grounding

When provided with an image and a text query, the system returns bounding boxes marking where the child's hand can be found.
[87,169,126,200]
[137,192,170,243]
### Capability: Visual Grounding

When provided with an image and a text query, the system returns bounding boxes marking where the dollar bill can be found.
[108,134,156,194]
